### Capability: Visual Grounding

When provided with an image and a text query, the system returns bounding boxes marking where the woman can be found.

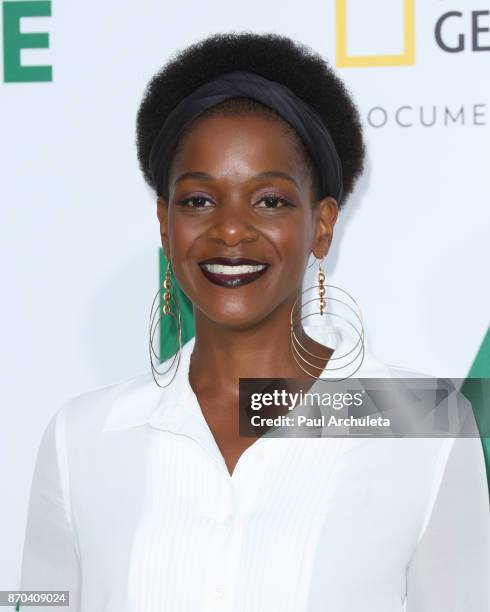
[18,33,489,611]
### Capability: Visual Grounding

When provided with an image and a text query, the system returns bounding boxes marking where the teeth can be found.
[202,263,266,275]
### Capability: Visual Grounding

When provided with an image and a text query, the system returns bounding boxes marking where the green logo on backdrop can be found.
[2,0,52,82]
[158,248,195,361]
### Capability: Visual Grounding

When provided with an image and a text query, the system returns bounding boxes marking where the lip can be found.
[199,257,268,265]
[198,257,270,288]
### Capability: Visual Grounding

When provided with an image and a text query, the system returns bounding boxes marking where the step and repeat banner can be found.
[1,0,489,588]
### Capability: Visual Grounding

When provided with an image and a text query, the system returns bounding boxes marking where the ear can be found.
[312,196,339,259]
[156,196,170,259]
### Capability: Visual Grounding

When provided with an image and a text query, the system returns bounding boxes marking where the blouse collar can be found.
[102,324,391,435]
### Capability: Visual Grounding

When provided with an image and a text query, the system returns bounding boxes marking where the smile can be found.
[198,257,270,288]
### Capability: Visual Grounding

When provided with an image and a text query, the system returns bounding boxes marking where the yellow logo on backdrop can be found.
[336,0,416,67]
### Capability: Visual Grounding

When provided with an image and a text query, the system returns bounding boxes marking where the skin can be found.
[156,113,339,475]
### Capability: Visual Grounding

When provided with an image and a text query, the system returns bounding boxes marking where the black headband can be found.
[148,70,344,203]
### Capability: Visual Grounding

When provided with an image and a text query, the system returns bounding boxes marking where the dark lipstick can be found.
[198,257,270,288]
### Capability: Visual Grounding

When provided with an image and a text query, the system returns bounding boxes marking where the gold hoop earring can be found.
[149,259,182,388]
[290,256,365,381]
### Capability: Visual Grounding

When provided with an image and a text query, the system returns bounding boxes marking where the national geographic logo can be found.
[1,0,52,82]
[336,0,415,67]
[336,0,490,67]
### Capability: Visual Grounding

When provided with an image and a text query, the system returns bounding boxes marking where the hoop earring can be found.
[290,256,365,381]
[149,259,182,388]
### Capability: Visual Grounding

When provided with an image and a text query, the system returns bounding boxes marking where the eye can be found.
[255,195,294,209]
[177,196,214,208]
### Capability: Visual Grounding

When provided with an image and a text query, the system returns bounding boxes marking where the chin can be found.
[195,300,274,331]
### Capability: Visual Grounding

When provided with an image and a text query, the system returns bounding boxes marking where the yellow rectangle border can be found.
[336,0,415,67]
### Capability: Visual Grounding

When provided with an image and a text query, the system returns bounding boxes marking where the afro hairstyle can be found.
[136,32,365,208]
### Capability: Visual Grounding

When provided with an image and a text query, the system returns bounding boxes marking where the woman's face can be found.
[157,112,338,329]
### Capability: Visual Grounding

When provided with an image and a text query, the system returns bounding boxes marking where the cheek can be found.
[165,216,200,291]
[167,214,197,257]
[266,218,312,270]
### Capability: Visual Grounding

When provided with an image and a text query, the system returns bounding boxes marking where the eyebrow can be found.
[174,170,299,189]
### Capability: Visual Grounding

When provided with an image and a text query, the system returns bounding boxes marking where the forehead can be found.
[168,112,309,184]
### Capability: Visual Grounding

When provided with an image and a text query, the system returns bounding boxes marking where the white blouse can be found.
[18,326,490,611]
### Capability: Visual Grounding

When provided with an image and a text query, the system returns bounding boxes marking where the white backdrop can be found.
[1,0,489,588]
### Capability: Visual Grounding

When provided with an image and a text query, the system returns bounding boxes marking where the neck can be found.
[189,296,333,394]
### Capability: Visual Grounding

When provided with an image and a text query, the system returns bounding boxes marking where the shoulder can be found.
[360,350,434,378]
[54,337,195,439]
[54,369,163,439]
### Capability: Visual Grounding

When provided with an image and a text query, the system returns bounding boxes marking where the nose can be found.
[207,205,258,246]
